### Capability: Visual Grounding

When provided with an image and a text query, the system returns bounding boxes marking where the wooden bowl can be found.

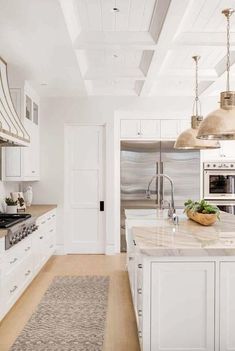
[186,210,217,226]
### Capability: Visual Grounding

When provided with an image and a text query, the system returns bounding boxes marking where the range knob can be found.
[213,164,216,167]
[231,164,234,168]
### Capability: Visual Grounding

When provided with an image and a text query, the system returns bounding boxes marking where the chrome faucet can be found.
[146,174,177,221]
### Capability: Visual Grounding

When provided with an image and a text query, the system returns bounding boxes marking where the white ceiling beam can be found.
[159,68,217,79]
[174,32,235,47]
[73,31,155,49]
[140,0,191,96]
[84,68,145,81]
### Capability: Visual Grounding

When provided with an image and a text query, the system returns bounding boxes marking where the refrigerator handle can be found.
[159,161,164,208]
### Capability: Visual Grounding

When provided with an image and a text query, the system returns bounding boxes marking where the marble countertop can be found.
[133,212,235,257]
[0,204,57,238]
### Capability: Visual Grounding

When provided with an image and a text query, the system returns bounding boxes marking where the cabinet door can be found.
[140,119,160,138]
[220,262,235,351]
[161,120,179,139]
[23,121,39,180]
[120,119,141,138]
[151,262,215,351]
[4,148,22,178]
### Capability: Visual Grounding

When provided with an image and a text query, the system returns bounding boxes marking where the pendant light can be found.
[197,8,235,140]
[174,56,220,149]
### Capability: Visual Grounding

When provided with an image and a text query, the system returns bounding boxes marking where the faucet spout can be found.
[146,173,175,218]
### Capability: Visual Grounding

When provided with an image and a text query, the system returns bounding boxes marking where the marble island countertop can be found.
[133,212,235,257]
[0,204,57,238]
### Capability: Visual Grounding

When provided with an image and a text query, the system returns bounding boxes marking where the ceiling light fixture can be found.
[197,8,235,140]
[174,56,220,149]
[111,7,120,13]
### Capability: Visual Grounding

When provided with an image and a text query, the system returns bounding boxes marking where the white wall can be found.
[31,95,219,253]
[0,181,19,212]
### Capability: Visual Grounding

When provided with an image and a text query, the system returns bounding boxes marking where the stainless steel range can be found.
[1,214,38,250]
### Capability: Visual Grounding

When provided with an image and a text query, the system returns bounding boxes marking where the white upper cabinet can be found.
[120,119,141,138]
[140,120,161,138]
[120,118,188,140]
[120,119,160,139]
[160,119,179,139]
[1,82,40,181]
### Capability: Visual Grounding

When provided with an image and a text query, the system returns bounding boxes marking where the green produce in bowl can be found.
[184,199,220,219]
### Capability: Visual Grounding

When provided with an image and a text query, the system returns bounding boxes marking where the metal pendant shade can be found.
[174,56,220,150]
[174,116,220,149]
[197,9,235,140]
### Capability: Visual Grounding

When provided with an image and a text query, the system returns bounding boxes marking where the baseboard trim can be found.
[55,245,65,255]
[105,245,116,255]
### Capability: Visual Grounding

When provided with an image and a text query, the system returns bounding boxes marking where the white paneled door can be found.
[64,125,105,253]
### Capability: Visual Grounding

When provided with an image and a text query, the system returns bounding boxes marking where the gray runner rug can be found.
[11,276,109,351]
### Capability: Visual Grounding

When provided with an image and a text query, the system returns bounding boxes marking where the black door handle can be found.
[100,201,104,212]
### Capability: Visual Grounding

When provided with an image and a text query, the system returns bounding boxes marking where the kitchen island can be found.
[126,210,235,351]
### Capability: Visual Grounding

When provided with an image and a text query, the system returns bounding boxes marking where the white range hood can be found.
[0,57,30,146]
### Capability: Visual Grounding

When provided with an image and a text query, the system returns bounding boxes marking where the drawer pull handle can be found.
[40,236,43,239]
[137,288,142,294]
[52,214,55,218]
[41,221,46,224]
[133,239,136,246]
[138,331,142,338]
[138,264,143,269]
[25,246,31,252]
[25,270,31,276]
[49,229,53,233]
[49,244,53,249]
[10,258,18,264]
[10,285,18,293]
[47,217,51,221]
[138,310,142,317]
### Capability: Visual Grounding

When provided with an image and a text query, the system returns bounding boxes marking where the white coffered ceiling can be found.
[0,0,235,98]
[58,0,235,97]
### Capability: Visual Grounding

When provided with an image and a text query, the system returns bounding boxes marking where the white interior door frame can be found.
[64,123,107,254]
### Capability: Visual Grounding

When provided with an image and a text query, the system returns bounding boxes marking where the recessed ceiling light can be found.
[111,7,120,13]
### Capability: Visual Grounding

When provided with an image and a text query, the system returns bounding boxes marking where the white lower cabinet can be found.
[220,262,235,351]
[129,257,235,351]
[0,209,56,321]
[151,262,214,351]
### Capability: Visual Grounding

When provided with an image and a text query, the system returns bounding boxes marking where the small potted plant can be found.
[184,199,220,226]
[5,197,18,214]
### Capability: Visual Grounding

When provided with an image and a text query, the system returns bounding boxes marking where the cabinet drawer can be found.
[5,253,34,307]
[4,238,32,275]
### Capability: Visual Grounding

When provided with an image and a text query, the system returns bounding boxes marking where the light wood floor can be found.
[0,254,140,351]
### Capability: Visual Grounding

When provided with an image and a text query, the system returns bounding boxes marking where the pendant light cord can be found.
[222,9,234,91]
[226,13,231,91]
[192,56,201,117]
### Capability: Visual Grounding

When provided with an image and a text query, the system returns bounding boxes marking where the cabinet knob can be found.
[138,310,142,317]
[10,257,18,264]
[10,285,18,294]
[138,264,143,269]
[39,236,43,239]
[137,288,142,294]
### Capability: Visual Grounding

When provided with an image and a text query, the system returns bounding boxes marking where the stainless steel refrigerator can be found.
[120,140,200,251]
